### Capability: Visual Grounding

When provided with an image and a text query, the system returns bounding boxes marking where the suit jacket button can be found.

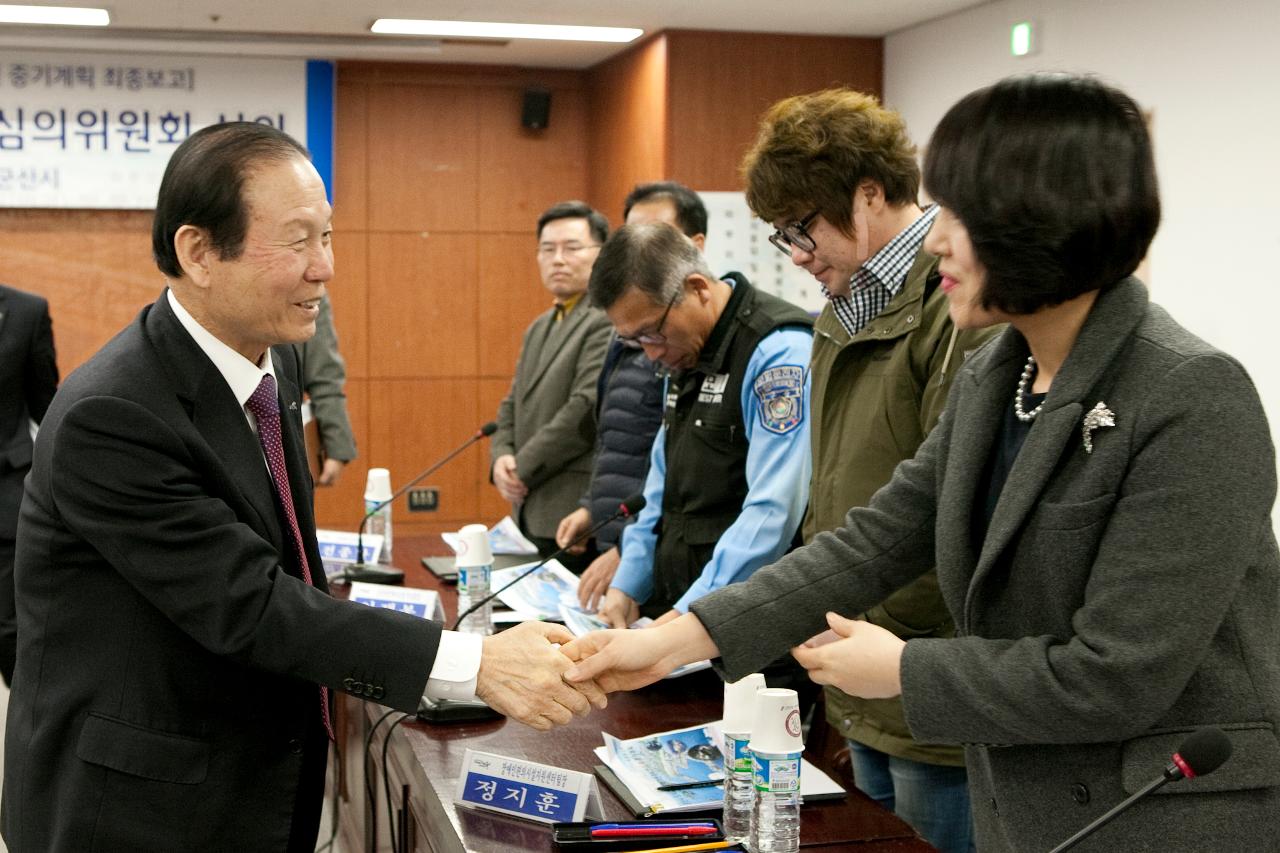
[288,738,304,755]
[351,681,364,694]
[364,684,376,697]
[1071,783,1090,805]
[373,687,386,700]
[343,678,355,690]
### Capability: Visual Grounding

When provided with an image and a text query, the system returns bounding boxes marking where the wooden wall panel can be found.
[365,232,479,379]
[333,80,369,234]
[329,231,368,379]
[0,209,155,376]
[476,87,590,233]
[663,30,884,192]
[364,378,490,537]
[365,85,481,233]
[477,377,517,523]
[586,35,669,223]
[476,234,553,378]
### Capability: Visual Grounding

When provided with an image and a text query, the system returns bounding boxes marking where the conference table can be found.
[330,534,937,853]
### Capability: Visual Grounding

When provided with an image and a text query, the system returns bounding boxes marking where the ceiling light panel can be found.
[0,4,109,26]
[371,18,641,43]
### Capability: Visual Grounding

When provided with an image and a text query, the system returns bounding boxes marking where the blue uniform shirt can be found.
[612,326,813,613]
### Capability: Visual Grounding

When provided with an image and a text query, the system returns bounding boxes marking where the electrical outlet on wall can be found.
[408,488,439,512]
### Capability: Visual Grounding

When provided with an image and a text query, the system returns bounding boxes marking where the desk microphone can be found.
[339,421,498,585]
[450,493,646,630]
[1047,727,1232,852]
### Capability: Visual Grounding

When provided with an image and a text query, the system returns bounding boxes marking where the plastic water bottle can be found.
[721,674,766,843]
[454,524,493,636]
[750,751,802,852]
[363,467,393,563]
[749,688,804,853]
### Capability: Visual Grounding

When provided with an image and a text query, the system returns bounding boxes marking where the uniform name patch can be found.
[699,372,730,404]
[753,365,804,435]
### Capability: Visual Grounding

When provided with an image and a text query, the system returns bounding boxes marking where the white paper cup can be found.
[364,467,392,502]
[454,523,492,568]
[722,673,767,736]
[748,688,804,755]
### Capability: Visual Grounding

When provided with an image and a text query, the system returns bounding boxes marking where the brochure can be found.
[490,558,578,619]
[558,603,712,680]
[441,515,538,557]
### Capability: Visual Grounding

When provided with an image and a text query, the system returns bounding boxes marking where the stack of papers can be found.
[593,723,846,816]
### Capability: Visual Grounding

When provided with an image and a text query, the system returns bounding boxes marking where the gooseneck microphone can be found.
[450,493,646,630]
[340,422,499,585]
[1047,727,1232,853]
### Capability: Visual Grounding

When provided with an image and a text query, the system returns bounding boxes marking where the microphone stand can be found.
[339,423,497,585]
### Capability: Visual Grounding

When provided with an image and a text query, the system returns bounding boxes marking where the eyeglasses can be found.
[617,290,679,349]
[767,208,820,256]
[536,241,601,258]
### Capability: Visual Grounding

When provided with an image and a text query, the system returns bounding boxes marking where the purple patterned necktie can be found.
[245,374,334,741]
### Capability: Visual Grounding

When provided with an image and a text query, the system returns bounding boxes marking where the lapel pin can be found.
[289,401,298,411]
[1082,402,1116,454]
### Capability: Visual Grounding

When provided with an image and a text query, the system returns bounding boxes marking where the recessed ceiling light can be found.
[0,4,110,26]
[370,19,642,43]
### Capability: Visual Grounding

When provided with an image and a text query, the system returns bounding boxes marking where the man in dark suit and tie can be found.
[2,122,603,853]
[0,283,58,687]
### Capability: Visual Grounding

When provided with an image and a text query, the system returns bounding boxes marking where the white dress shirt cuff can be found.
[424,630,482,701]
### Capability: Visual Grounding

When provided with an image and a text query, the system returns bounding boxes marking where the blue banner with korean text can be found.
[0,50,334,208]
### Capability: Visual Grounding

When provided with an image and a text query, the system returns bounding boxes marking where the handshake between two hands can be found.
[472,611,908,732]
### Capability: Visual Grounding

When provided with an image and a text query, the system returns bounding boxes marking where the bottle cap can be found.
[722,673,766,735]
[454,523,493,567]
[747,688,804,756]
[364,467,392,501]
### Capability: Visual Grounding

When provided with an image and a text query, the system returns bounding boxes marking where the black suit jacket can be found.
[2,292,441,851]
[0,284,58,538]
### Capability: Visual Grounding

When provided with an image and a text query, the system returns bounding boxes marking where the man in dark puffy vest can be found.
[557,182,710,609]
[586,221,813,629]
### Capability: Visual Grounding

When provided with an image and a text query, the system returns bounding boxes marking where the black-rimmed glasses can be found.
[617,290,679,349]
[768,208,820,256]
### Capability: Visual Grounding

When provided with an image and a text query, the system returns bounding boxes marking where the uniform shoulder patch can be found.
[753,364,805,435]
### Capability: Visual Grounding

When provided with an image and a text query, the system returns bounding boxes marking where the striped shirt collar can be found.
[823,204,938,337]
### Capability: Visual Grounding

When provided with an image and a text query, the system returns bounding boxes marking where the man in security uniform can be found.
[586,221,813,629]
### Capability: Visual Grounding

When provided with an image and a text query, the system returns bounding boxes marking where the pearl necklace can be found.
[1014,355,1044,422]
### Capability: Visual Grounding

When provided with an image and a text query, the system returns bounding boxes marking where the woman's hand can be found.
[791,612,905,699]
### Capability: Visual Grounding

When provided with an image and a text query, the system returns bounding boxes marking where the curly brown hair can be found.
[742,88,920,235]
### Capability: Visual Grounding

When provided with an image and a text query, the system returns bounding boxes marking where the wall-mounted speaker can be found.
[521,88,552,130]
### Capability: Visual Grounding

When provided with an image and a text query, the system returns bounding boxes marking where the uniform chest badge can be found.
[754,365,805,435]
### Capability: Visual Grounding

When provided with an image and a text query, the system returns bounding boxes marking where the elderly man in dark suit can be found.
[491,201,613,571]
[2,123,602,853]
[0,283,58,686]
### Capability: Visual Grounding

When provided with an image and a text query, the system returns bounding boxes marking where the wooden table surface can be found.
[336,535,936,852]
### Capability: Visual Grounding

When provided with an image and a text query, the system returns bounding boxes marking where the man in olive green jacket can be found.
[743,88,999,853]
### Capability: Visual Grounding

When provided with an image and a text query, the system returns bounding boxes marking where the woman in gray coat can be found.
[566,73,1280,852]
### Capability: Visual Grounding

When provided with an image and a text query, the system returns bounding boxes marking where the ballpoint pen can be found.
[656,779,725,791]
[624,842,738,853]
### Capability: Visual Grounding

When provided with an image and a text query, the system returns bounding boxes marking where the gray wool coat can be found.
[691,278,1280,852]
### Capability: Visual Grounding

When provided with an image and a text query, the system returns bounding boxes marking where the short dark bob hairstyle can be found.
[152,121,310,279]
[924,73,1160,316]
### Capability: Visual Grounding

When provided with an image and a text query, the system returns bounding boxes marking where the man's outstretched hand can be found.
[475,621,607,731]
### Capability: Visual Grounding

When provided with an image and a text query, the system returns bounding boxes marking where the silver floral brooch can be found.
[1082,402,1115,454]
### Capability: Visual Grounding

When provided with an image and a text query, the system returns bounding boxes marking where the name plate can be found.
[347,582,443,621]
[455,749,603,824]
[316,528,382,565]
